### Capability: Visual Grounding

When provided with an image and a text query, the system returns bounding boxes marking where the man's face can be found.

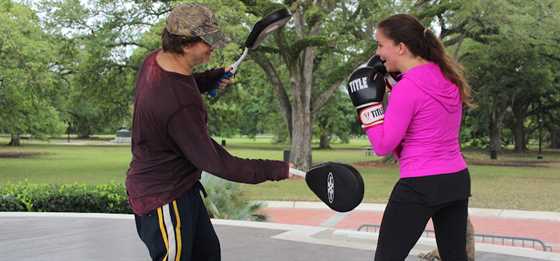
[186,40,213,65]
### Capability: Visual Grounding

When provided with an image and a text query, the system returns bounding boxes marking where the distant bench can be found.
[363,147,374,157]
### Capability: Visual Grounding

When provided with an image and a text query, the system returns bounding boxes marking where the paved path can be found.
[260,201,560,255]
[1,212,559,260]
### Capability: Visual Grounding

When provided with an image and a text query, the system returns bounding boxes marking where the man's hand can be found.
[218,66,234,90]
[288,162,297,179]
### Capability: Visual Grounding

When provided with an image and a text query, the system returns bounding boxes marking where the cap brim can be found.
[201,31,227,49]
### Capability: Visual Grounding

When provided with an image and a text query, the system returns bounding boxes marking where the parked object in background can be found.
[112,129,131,144]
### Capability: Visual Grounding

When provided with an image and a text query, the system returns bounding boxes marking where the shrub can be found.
[0,195,27,211]
[0,179,265,221]
[0,182,131,213]
[201,174,267,221]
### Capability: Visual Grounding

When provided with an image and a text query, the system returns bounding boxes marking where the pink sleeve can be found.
[364,79,416,156]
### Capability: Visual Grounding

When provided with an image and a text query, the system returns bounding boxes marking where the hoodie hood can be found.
[401,63,461,113]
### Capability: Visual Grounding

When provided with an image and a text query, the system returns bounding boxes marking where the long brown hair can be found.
[378,14,473,107]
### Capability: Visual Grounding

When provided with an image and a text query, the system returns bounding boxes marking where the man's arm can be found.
[167,105,289,183]
[193,68,225,94]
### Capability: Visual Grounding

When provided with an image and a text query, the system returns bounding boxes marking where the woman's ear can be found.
[397,42,407,56]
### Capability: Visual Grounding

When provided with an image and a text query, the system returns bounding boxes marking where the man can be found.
[126,4,291,261]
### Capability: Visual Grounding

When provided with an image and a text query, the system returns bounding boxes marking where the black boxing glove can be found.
[347,57,387,128]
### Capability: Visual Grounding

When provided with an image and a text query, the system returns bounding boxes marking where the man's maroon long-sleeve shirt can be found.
[126,50,288,215]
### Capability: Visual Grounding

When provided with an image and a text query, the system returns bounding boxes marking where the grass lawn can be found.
[0,143,131,184]
[1,136,559,212]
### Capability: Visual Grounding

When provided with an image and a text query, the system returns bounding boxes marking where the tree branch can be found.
[251,52,293,133]
[290,36,331,58]
[311,80,342,116]
[311,44,377,115]
[107,41,151,49]
[273,29,293,67]
[443,34,465,47]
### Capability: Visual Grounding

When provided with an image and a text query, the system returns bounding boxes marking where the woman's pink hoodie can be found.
[365,63,467,178]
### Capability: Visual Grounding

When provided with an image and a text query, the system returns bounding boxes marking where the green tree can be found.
[37,0,175,137]
[411,0,560,156]
[314,91,356,149]
[242,0,406,169]
[457,0,560,156]
[0,0,65,145]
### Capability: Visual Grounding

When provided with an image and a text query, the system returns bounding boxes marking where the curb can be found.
[333,229,560,261]
[257,201,560,221]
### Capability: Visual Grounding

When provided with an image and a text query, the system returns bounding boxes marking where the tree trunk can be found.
[551,127,560,149]
[290,85,313,169]
[466,217,476,261]
[319,132,331,149]
[287,7,318,170]
[511,99,529,152]
[512,118,527,152]
[8,133,21,146]
[488,107,505,159]
[290,115,312,169]
[256,44,315,170]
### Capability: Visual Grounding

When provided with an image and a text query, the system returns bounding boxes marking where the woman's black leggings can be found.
[374,198,469,261]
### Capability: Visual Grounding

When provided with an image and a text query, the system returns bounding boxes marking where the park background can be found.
[1,0,559,220]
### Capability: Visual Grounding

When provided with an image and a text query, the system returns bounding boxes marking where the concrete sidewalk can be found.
[259,201,560,256]
[0,213,373,261]
[1,212,558,260]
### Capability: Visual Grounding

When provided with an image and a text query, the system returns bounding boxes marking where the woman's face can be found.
[375,29,401,73]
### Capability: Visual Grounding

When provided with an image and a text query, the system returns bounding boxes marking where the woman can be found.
[365,14,473,260]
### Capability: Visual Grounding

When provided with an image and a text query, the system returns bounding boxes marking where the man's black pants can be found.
[134,184,220,261]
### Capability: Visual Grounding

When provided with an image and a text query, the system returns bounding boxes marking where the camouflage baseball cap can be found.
[166,3,227,49]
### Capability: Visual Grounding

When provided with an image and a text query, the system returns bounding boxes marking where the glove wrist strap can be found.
[359,103,384,128]
[356,102,381,109]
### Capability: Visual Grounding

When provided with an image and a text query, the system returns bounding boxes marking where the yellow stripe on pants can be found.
[173,201,183,261]
[157,207,169,261]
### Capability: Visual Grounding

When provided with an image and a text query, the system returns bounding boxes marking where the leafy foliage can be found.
[201,174,267,221]
[0,1,65,140]
[0,180,265,220]
[1,0,559,154]
[0,182,130,213]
